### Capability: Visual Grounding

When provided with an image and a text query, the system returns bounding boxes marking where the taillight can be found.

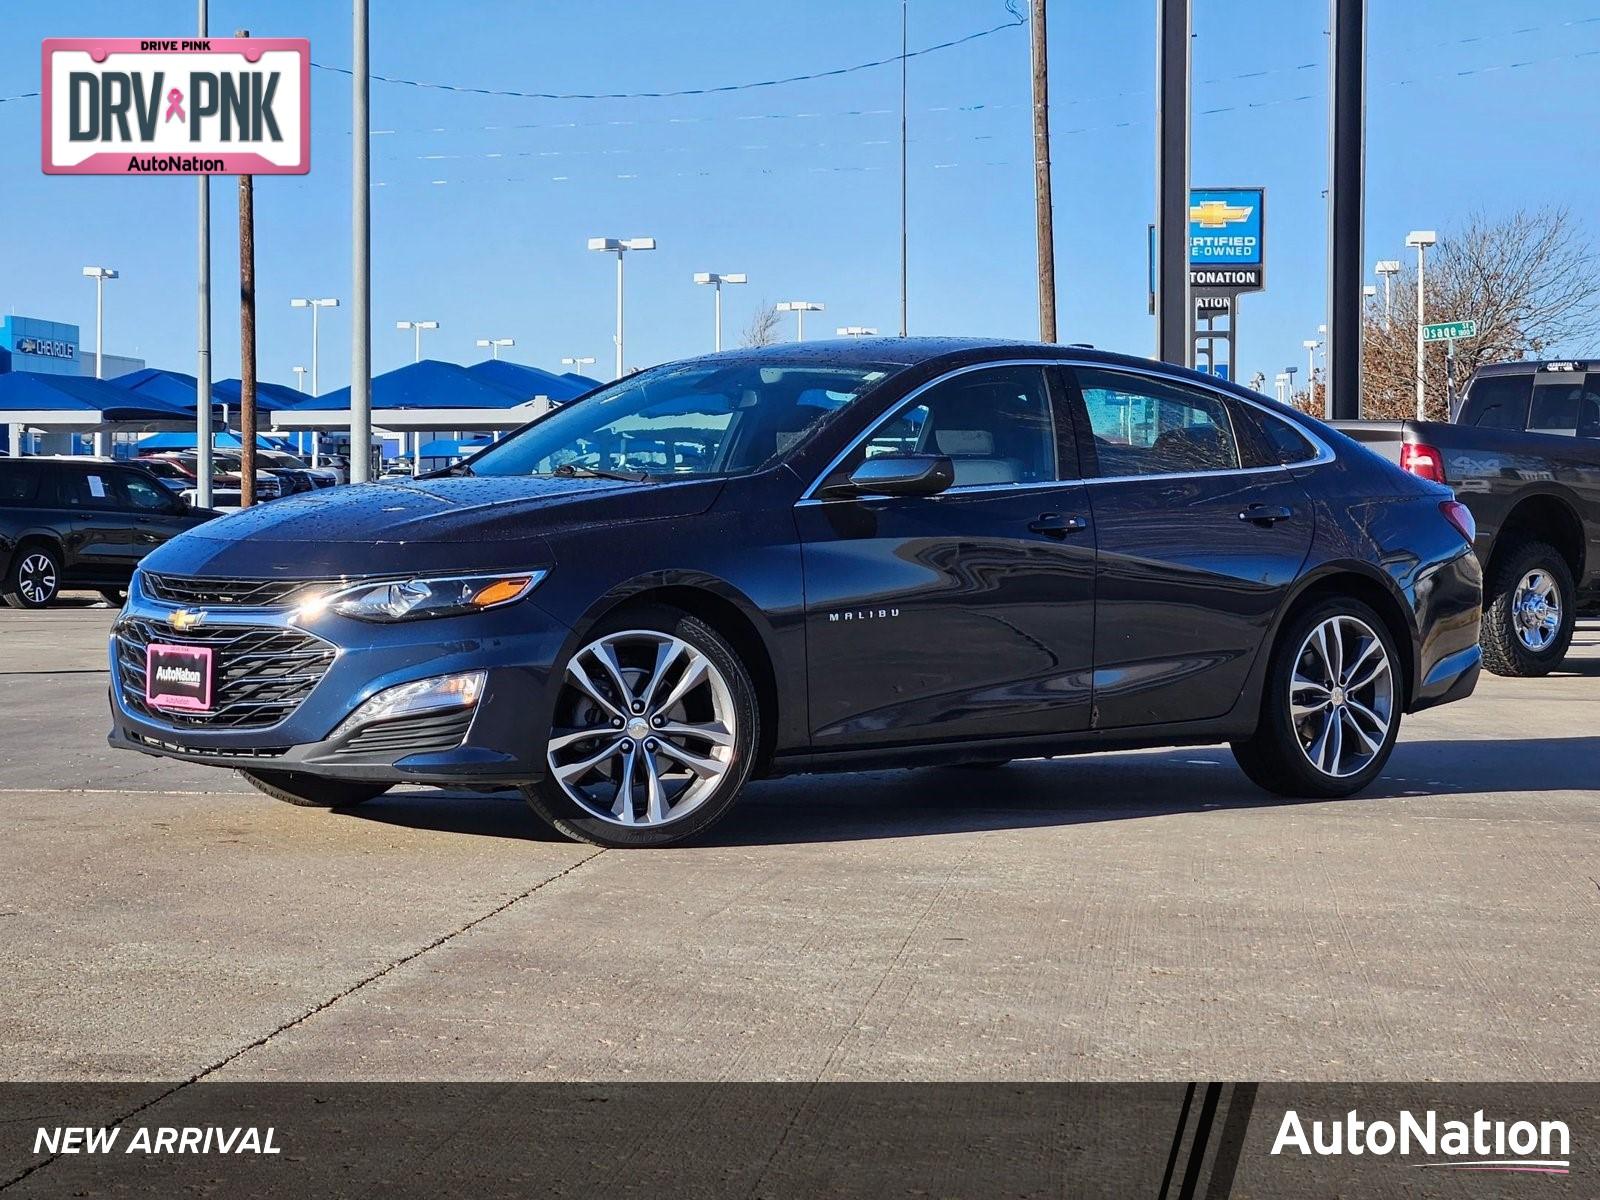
[1400,441,1446,482]
[1440,499,1476,545]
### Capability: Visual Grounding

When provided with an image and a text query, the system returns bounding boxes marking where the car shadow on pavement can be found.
[340,735,1600,848]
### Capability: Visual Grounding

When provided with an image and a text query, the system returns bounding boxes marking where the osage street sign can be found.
[41,38,309,175]
[1422,320,1478,343]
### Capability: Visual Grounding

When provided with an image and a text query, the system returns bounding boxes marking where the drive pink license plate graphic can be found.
[42,37,309,175]
[145,644,214,712]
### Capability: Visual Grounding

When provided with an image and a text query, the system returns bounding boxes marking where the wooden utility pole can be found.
[236,30,257,506]
[1030,0,1057,341]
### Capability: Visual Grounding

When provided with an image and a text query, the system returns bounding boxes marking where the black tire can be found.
[2,543,62,609]
[524,604,760,848]
[1479,540,1576,678]
[240,769,390,809]
[1231,597,1402,799]
[99,587,128,606]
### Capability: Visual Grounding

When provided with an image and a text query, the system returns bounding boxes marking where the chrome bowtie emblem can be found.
[169,608,207,632]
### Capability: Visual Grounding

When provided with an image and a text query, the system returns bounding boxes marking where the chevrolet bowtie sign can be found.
[42,38,309,175]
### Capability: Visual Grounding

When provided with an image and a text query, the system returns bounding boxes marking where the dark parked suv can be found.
[108,340,1483,847]
[1,458,217,608]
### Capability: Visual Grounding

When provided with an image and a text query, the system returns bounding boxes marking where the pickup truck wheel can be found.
[1231,599,1400,799]
[1480,541,1575,677]
[240,769,391,809]
[2,545,61,609]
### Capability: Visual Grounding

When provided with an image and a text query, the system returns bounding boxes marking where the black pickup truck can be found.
[1334,359,1600,677]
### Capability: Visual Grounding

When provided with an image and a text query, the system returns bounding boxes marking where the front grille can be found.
[142,573,329,609]
[334,708,474,757]
[116,616,336,730]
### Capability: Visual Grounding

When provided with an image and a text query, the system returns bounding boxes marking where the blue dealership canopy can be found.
[294,359,533,412]
[117,367,299,413]
[136,430,300,453]
[0,371,193,427]
[466,359,596,403]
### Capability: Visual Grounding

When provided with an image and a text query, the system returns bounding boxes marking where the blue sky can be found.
[5,0,1600,392]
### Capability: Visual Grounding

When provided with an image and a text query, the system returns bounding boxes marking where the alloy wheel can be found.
[1289,614,1394,779]
[18,553,57,605]
[547,629,737,828]
[1512,569,1562,652]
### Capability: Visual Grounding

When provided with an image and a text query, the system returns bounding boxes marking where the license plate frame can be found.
[145,643,214,712]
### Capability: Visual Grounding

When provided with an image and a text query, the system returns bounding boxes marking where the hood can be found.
[144,475,723,578]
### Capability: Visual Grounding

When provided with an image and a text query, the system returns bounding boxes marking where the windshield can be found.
[467,359,897,480]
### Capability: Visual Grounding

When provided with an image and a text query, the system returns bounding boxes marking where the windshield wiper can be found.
[551,463,651,483]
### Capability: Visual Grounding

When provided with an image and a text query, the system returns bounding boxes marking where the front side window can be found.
[468,360,896,480]
[116,471,176,513]
[833,365,1060,489]
[1076,368,1240,477]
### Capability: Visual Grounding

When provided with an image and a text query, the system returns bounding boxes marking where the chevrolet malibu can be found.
[109,339,1483,848]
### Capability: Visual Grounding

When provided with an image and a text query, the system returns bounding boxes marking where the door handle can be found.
[1239,503,1294,525]
[1029,513,1088,538]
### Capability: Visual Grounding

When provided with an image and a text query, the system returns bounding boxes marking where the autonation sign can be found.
[41,38,309,175]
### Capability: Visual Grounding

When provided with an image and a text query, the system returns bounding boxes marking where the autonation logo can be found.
[1272,1108,1571,1175]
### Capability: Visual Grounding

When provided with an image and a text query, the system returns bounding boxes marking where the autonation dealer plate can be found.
[41,37,309,175]
[146,644,214,712]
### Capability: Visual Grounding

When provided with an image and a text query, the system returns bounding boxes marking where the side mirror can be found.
[823,453,955,498]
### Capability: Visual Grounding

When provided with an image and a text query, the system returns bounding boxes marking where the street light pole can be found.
[836,326,878,337]
[561,356,597,372]
[693,272,747,351]
[82,266,118,456]
[351,0,372,484]
[589,237,656,379]
[776,301,824,342]
[1405,230,1437,420]
[195,0,211,504]
[476,337,514,360]
[1374,260,1400,327]
[396,319,439,363]
[292,365,307,392]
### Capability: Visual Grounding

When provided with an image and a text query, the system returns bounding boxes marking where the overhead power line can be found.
[309,6,1026,102]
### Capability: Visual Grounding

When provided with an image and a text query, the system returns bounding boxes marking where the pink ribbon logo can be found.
[164,88,185,123]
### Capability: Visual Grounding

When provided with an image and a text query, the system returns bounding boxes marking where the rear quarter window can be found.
[1238,406,1320,466]
[0,464,42,504]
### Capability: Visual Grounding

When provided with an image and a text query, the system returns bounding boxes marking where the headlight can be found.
[300,570,546,623]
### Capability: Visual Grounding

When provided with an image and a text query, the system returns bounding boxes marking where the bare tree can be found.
[739,301,782,349]
[1361,208,1600,419]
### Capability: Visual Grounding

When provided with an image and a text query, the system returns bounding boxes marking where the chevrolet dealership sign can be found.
[42,38,309,175]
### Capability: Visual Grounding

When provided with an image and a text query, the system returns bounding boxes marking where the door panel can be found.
[798,485,1095,747]
[44,467,128,580]
[1070,366,1314,729]
[798,363,1095,750]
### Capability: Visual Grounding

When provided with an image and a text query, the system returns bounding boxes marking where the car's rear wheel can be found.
[2,545,62,609]
[1232,599,1401,798]
[240,769,391,809]
[524,605,759,848]
[1480,540,1575,677]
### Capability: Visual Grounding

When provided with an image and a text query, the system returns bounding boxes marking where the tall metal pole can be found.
[1155,0,1191,366]
[713,281,723,353]
[1327,0,1366,419]
[1415,241,1428,420]
[237,28,258,509]
[350,0,372,483]
[311,302,321,395]
[614,250,625,379]
[1030,0,1056,341]
[899,0,909,337]
[195,0,212,505]
[92,273,108,457]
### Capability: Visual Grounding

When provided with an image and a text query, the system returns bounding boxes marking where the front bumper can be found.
[106,574,570,785]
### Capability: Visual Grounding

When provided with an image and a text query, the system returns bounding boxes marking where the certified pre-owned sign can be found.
[42,38,309,175]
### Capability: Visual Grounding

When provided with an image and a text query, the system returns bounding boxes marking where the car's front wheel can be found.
[1232,599,1401,798]
[524,605,760,848]
[240,769,391,809]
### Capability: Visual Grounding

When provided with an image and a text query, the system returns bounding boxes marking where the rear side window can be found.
[1527,375,1600,437]
[44,468,116,508]
[1239,407,1320,466]
[0,464,41,504]
[1461,373,1531,430]
[1075,368,1240,477]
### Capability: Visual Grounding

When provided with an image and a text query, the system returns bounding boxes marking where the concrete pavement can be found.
[1,602,1596,1082]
